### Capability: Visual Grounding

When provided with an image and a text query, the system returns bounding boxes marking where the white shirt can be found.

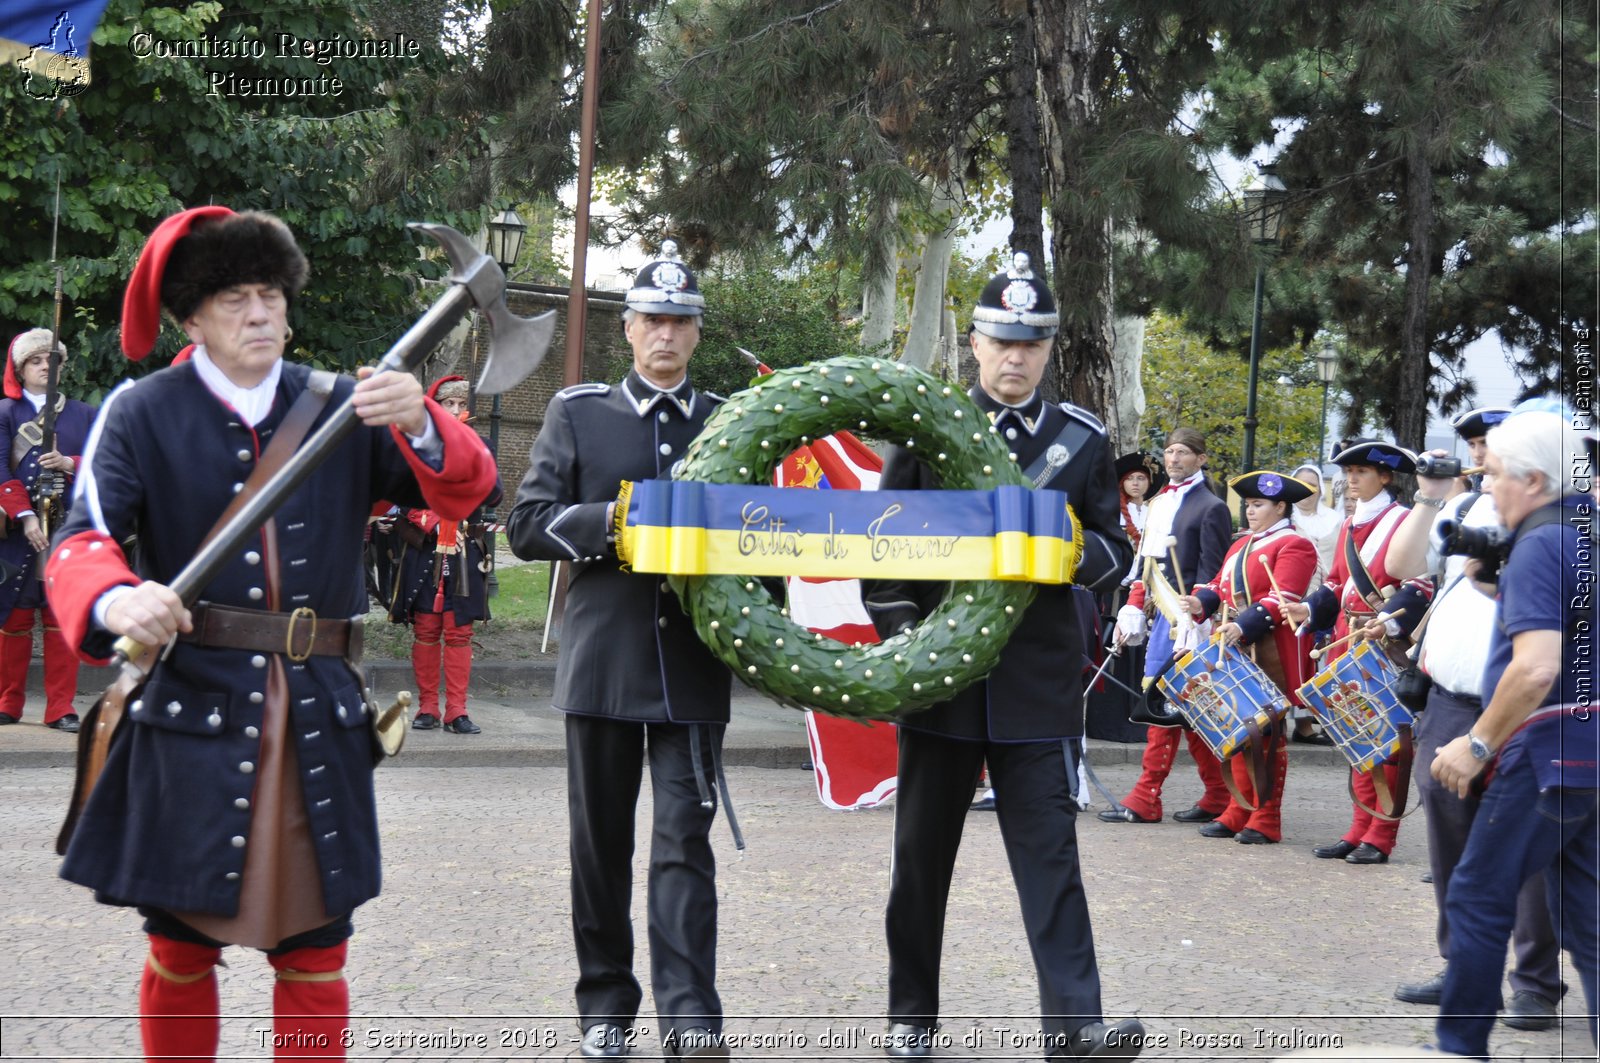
[1417,491,1499,696]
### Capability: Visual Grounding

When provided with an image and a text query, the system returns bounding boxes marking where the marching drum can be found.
[1296,640,1414,775]
[1158,640,1291,763]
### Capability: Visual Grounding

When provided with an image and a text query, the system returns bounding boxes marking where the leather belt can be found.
[178,602,363,663]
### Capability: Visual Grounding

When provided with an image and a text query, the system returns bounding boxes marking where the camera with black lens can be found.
[1415,454,1463,480]
[1437,517,1513,581]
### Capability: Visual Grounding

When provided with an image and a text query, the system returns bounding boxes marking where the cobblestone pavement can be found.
[1,755,1591,1061]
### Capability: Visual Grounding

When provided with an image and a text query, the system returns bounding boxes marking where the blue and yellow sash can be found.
[616,480,1083,583]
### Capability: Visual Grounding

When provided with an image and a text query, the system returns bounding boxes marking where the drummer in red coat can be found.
[1177,471,1320,844]
[1285,439,1432,865]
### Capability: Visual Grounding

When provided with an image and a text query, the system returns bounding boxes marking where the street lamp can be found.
[1240,166,1289,476]
[1274,373,1293,467]
[1316,336,1339,462]
[481,207,527,598]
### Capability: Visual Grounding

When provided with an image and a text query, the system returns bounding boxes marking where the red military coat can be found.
[1302,499,1432,659]
[1193,522,1318,704]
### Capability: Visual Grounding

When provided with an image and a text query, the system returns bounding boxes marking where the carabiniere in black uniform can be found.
[866,252,1143,1061]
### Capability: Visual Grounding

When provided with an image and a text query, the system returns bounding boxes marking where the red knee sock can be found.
[140,933,221,1063]
[268,941,349,1059]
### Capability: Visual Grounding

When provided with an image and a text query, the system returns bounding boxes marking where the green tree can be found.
[0,0,484,399]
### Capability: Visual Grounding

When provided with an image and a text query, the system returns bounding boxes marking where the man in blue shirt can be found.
[1431,409,1598,1060]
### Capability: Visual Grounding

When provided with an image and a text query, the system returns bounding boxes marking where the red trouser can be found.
[1343,761,1404,855]
[411,610,473,722]
[1215,729,1291,841]
[1119,725,1228,822]
[140,935,349,1061]
[0,606,77,723]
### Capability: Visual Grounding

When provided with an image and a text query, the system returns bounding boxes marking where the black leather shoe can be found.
[411,713,440,730]
[47,713,79,733]
[1235,828,1275,845]
[1292,729,1334,746]
[1097,807,1159,824]
[883,1023,933,1059]
[1345,842,1389,864]
[1501,989,1560,1031]
[1395,970,1446,1006]
[1313,839,1357,859]
[1063,1017,1145,1059]
[444,715,481,734]
[970,795,996,812]
[672,1027,729,1059]
[580,1023,629,1059]
[1172,804,1219,823]
[1421,870,1433,883]
[1198,821,1235,839]
[0,713,18,725]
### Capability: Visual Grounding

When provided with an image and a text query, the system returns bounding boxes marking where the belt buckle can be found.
[285,607,318,662]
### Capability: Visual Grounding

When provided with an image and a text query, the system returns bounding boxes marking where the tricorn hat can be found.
[1229,470,1316,505]
[625,239,704,317]
[1450,405,1511,441]
[1331,438,1417,475]
[5,328,66,400]
[121,207,308,361]
[971,252,1058,341]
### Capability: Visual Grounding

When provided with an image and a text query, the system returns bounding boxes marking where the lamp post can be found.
[481,207,527,597]
[1315,335,1339,463]
[1240,167,1289,476]
[1273,373,1293,467]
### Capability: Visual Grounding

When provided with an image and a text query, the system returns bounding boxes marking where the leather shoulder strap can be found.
[196,370,337,553]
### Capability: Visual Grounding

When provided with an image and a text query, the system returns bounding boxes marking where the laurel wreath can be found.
[667,355,1054,721]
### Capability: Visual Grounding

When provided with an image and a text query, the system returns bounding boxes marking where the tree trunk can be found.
[899,171,961,371]
[1108,311,1146,455]
[1029,0,1118,430]
[1005,14,1046,276]
[1395,134,1435,451]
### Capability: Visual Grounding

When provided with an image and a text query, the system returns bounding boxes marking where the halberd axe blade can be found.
[409,222,555,396]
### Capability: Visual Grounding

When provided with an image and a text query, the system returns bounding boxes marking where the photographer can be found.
[1431,410,1597,1061]
[1385,410,1564,1030]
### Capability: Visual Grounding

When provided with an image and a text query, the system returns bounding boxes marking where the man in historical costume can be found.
[45,207,500,1061]
[1099,428,1234,826]
[1284,438,1431,865]
[387,375,492,735]
[0,328,96,730]
[1380,407,1565,1029]
[1176,470,1320,845]
[865,253,1143,1060]
[507,241,734,1060]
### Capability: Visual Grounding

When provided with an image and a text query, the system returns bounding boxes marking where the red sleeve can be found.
[1322,523,1350,593]
[43,530,141,664]
[1259,536,1320,625]
[0,480,30,519]
[388,398,499,522]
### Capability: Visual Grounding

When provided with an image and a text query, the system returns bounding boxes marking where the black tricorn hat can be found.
[1451,405,1512,441]
[971,252,1058,340]
[625,239,704,317]
[1331,438,1417,475]
[159,211,309,323]
[1229,470,1316,505]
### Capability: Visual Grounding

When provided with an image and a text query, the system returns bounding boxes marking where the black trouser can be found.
[139,907,353,953]
[566,713,723,1040]
[887,727,1103,1046]
[1412,687,1563,1000]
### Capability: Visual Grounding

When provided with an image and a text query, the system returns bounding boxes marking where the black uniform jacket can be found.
[507,370,732,724]
[46,360,500,919]
[866,388,1131,742]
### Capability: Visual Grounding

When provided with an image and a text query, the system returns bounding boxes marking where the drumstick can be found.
[1166,538,1187,597]
[1255,554,1287,600]
[1309,608,1408,660]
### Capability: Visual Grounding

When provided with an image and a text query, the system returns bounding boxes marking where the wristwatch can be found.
[1415,495,1446,509]
[1467,730,1494,761]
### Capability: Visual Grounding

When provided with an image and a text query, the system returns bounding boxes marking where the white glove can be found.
[1115,605,1147,646]
[1174,617,1211,655]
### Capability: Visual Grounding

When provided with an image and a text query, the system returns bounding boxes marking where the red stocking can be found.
[268,941,349,1060]
[40,606,79,723]
[410,612,443,718]
[442,617,473,723]
[0,608,34,718]
[140,933,221,1063]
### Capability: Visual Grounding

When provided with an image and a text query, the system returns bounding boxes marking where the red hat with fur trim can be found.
[6,328,66,400]
[121,206,309,361]
[427,375,469,403]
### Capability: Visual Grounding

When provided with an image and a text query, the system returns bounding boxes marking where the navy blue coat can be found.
[0,394,96,613]
[507,370,732,724]
[49,360,498,919]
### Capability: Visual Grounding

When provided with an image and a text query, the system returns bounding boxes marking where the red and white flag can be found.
[773,418,899,809]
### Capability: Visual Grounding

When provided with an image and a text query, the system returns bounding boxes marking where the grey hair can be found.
[1486,411,1585,499]
[621,308,702,332]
